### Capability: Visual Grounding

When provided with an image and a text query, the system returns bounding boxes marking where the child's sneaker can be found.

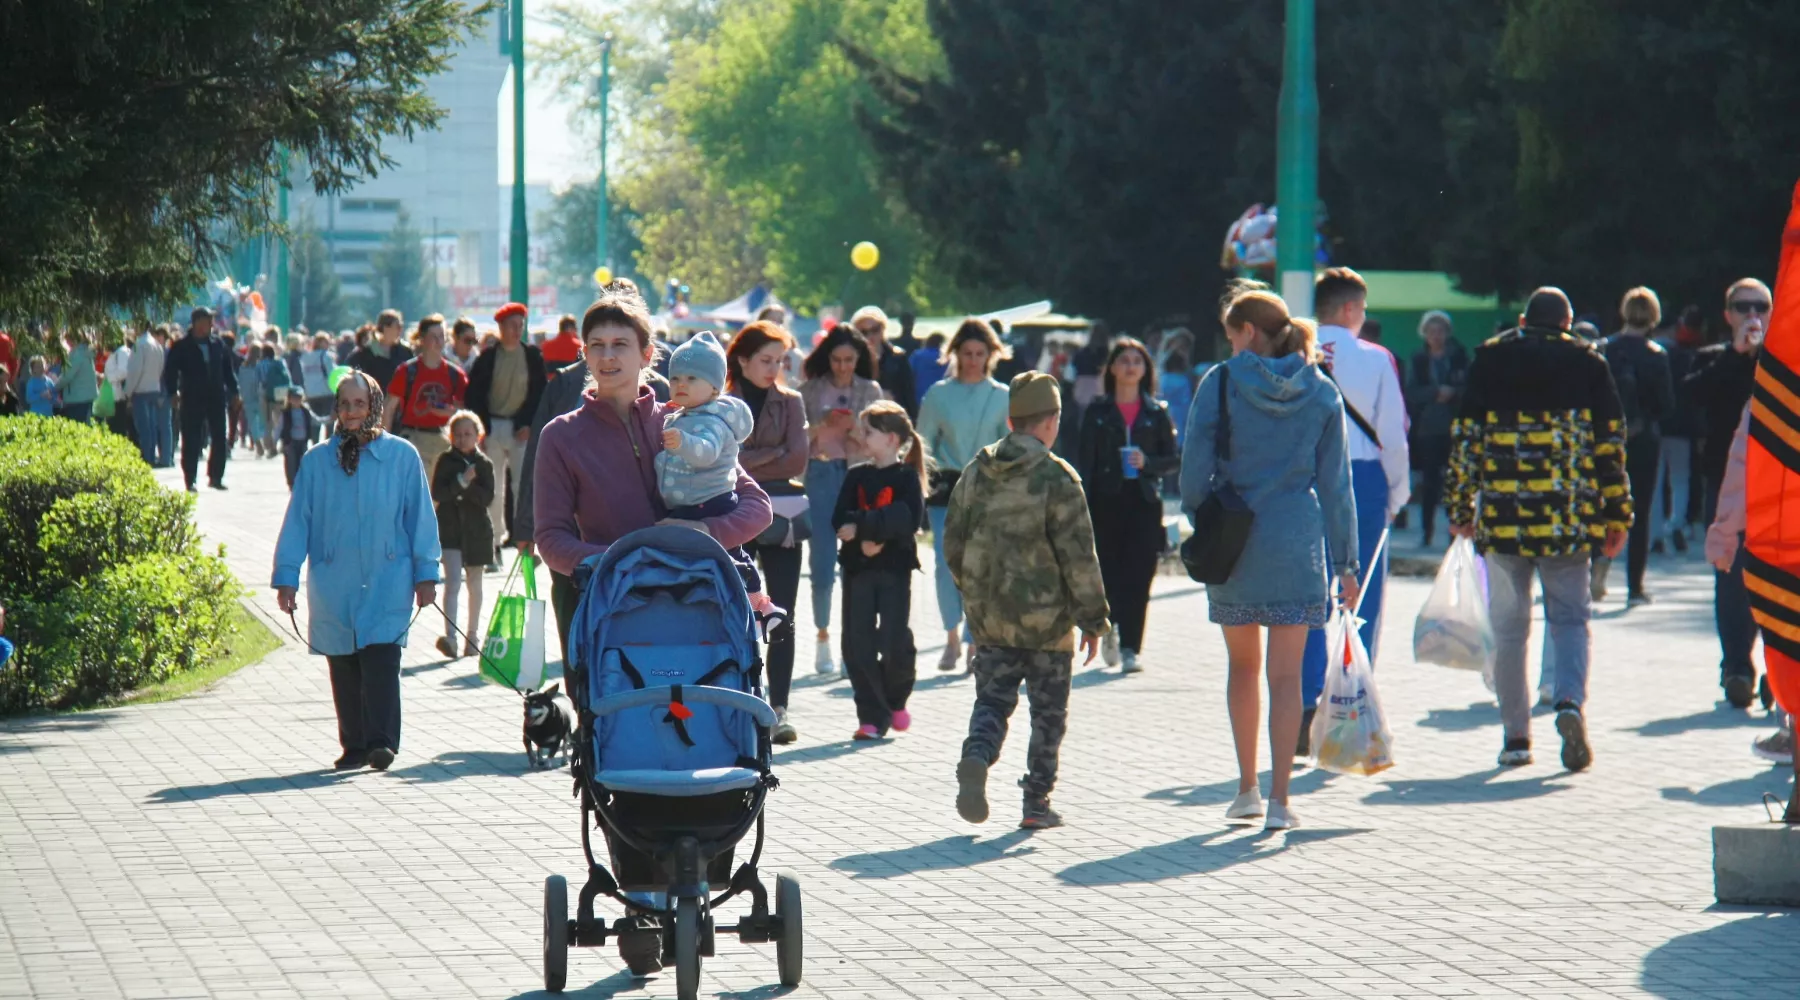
[955,756,990,823]
[814,638,836,676]
[889,709,911,732]
[1019,796,1062,829]
[852,724,880,741]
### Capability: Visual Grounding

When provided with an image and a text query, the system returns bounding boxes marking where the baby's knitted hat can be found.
[669,331,728,391]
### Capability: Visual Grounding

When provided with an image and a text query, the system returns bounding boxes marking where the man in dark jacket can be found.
[465,302,546,549]
[852,305,917,420]
[1599,288,1676,604]
[347,309,413,389]
[1688,277,1771,708]
[162,307,239,492]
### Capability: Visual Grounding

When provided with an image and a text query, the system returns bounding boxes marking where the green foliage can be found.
[290,218,352,334]
[613,132,770,304]
[366,210,441,322]
[538,179,650,305]
[0,416,244,713]
[0,0,492,320]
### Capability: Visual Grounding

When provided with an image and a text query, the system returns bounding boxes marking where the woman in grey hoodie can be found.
[1180,287,1359,832]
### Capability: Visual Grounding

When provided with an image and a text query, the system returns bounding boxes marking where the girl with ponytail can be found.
[832,400,929,740]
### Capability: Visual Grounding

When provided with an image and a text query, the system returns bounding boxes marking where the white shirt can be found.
[122,333,165,397]
[104,344,132,388]
[1316,324,1411,519]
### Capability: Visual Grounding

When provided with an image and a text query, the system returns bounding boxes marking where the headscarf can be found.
[336,369,387,476]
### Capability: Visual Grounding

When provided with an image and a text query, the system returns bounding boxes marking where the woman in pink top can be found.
[532,292,772,615]
[796,326,884,676]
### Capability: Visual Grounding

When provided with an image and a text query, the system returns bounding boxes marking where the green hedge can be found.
[0,415,245,713]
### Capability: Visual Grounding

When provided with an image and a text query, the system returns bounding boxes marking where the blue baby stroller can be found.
[544,526,800,999]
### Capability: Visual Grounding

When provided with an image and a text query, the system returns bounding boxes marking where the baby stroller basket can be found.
[541,526,801,999]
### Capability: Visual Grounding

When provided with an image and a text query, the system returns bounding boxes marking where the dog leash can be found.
[279,600,509,683]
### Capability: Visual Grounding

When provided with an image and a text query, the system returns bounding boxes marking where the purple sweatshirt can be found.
[533,383,772,576]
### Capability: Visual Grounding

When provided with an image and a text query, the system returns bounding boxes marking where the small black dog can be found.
[523,683,577,769]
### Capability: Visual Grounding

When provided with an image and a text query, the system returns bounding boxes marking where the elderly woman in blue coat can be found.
[273,370,441,771]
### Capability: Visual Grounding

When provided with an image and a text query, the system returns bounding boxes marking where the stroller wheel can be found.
[543,875,569,993]
[775,871,804,987]
[674,897,702,1000]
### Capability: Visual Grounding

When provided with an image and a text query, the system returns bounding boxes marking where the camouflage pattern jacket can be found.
[943,432,1111,652]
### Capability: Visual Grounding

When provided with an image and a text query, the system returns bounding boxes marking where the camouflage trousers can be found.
[960,646,1072,799]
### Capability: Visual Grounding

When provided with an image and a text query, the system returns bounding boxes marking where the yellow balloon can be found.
[593,266,613,286]
[850,241,880,271]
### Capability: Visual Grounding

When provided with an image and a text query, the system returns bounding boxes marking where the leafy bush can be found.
[0,416,244,713]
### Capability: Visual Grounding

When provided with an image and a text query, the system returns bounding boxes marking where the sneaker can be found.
[1497,738,1533,767]
[814,638,836,676]
[1296,706,1315,758]
[1224,789,1264,821]
[332,750,368,771]
[1589,559,1608,602]
[889,709,911,732]
[1100,630,1120,667]
[1120,649,1143,674]
[617,916,663,976]
[771,708,797,745]
[955,756,990,823]
[1671,531,1689,554]
[1555,702,1592,772]
[366,747,396,771]
[434,636,458,659]
[1537,682,1554,708]
[1264,802,1300,831]
[1627,591,1652,607]
[852,724,880,741]
[208,480,228,491]
[938,633,962,672]
[1019,797,1063,829]
[1724,674,1756,709]
[1752,726,1795,765]
[185,483,198,494]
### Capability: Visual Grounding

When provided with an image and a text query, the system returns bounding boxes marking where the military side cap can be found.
[1009,371,1061,419]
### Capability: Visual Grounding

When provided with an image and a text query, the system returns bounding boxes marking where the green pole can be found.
[596,33,613,279]
[1275,0,1317,316]
[273,168,290,332]
[508,0,529,304]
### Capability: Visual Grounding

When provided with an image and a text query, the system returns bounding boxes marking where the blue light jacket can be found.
[272,434,442,655]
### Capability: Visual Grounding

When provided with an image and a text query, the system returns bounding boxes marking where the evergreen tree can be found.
[289,221,350,334]
[367,211,439,321]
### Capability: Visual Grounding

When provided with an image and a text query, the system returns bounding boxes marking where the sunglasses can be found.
[1729,299,1772,316]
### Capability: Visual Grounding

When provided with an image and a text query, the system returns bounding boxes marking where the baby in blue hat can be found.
[659,331,786,630]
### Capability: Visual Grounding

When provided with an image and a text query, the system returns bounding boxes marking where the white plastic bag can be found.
[1413,537,1496,683]
[1310,607,1395,776]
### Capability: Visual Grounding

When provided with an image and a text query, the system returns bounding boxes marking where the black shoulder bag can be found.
[1181,368,1256,585]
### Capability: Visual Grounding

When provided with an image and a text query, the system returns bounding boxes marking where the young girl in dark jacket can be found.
[1076,337,1179,674]
[432,410,496,658]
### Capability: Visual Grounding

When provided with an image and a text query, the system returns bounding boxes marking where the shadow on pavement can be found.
[1146,768,1335,808]
[1625,706,1773,737]
[772,739,873,765]
[832,830,1035,879]
[147,768,355,804]
[1415,701,1499,732]
[1071,667,1128,689]
[1361,767,1572,806]
[390,751,521,783]
[1639,911,1798,998]
[0,713,115,735]
[1660,767,1794,808]
[441,672,491,690]
[1057,827,1367,885]
[502,968,647,999]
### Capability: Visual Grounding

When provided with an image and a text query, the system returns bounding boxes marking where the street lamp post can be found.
[595,32,613,280]
[1275,0,1318,316]
[272,167,290,332]
[508,0,529,304]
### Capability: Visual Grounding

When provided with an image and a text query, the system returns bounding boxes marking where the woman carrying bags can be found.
[1180,286,1359,831]
[916,319,1012,672]
[1076,337,1179,675]
[726,321,810,744]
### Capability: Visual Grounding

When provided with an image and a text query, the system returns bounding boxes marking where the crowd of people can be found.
[7,264,1790,837]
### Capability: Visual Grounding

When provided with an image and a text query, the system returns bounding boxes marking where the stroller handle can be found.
[589,685,780,729]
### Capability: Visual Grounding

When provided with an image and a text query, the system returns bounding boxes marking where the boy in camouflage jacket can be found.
[944,371,1110,829]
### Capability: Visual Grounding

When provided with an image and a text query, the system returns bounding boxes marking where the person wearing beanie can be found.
[943,369,1110,830]
[658,331,790,635]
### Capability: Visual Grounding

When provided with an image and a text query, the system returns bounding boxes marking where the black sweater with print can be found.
[831,462,926,575]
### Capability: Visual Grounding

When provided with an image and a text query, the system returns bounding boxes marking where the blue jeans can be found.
[62,401,93,423]
[928,505,972,640]
[1303,459,1388,710]
[1651,436,1692,542]
[1488,552,1590,740]
[804,458,848,631]
[1717,533,1759,682]
[131,391,173,467]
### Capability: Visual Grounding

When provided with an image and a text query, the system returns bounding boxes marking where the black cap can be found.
[190,306,214,322]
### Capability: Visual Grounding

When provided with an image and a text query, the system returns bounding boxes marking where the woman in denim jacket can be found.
[1180,287,1358,832]
[273,371,441,772]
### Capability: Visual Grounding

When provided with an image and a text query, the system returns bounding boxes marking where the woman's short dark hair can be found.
[802,325,874,382]
[581,285,655,349]
[726,320,793,392]
[1102,336,1158,398]
[947,318,1007,379]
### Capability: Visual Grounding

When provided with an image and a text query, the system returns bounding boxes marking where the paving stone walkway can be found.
[1,450,1795,1000]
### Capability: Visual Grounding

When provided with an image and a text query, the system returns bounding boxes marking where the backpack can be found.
[261,357,292,401]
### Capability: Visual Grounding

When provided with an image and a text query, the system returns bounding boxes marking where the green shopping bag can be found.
[93,379,115,420]
[480,553,549,691]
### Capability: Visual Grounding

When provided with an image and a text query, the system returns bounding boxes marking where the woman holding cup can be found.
[1076,336,1178,674]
